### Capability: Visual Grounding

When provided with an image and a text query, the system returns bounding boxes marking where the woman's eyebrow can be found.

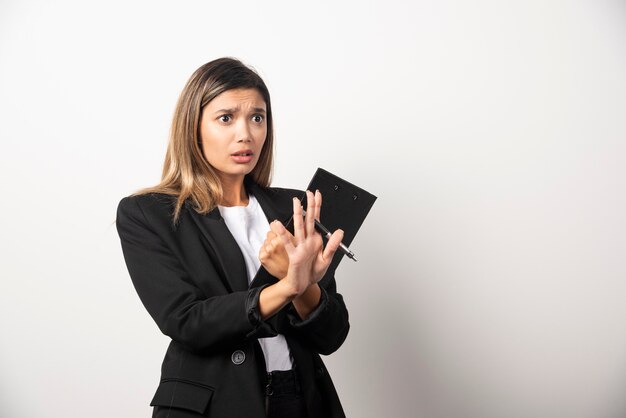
[213,107,238,114]
[213,107,266,114]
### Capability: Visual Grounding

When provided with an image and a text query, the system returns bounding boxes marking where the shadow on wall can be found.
[335,209,449,418]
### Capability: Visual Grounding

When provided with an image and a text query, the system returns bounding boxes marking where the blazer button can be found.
[231,350,246,365]
[316,367,325,378]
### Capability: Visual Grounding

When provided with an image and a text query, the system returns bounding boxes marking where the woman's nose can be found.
[236,120,252,143]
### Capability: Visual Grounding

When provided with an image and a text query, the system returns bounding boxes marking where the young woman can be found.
[116,57,349,418]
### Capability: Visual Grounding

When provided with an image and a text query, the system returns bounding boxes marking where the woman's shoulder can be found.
[118,192,177,209]
[117,192,179,224]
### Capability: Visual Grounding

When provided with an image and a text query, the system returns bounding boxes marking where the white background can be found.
[1,1,625,417]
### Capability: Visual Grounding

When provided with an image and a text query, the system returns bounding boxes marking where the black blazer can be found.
[116,178,350,418]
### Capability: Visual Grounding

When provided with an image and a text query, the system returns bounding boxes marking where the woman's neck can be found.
[219,175,248,207]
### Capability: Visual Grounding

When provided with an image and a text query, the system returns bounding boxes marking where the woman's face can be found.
[199,88,267,185]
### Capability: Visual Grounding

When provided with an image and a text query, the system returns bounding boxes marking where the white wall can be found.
[1,1,625,417]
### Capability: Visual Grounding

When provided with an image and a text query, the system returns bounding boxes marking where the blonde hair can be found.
[134,58,274,224]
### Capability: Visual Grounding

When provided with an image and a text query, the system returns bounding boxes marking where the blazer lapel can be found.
[185,180,299,293]
[187,204,249,293]
[247,181,296,225]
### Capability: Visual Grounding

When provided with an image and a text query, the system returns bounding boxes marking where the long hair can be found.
[133,57,274,224]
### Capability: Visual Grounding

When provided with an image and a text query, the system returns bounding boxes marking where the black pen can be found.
[302,210,357,262]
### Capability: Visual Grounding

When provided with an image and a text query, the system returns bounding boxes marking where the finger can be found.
[292,197,304,244]
[266,230,276,240]
[322,229,344,262]
[259,248,267,263]
[273,220,295,254]
[315,189,322,222]
[305,190,316,237]
[271,236,283,250]
[270,221,296,245]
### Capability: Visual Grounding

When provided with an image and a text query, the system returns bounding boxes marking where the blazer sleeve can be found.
[116,195,276,353]
[283,273,350,356]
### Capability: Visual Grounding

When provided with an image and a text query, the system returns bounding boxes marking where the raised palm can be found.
[274,190,343,296]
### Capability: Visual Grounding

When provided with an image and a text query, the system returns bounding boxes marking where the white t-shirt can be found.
[218,194,294,372]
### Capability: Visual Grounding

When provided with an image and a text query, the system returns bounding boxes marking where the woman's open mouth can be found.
[231,150,254,164]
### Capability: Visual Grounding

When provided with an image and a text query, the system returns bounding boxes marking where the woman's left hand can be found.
[273,190,344,296]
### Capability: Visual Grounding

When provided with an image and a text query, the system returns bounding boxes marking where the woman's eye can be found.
[219,115,231,123]
[252,114,264,123]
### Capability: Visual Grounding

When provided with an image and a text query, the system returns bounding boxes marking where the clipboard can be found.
[298,168,377,273]
[250,168,377,288]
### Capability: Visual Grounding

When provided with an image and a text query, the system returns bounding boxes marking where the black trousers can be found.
[266,369,308,418]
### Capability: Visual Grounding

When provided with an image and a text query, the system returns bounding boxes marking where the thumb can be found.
[272,220,295,254]
[322,229,344,261]
[270,219,296,245]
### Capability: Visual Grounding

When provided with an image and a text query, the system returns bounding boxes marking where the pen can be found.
[302,210,357,262]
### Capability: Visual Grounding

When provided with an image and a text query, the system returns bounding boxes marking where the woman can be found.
[116,57,349,418]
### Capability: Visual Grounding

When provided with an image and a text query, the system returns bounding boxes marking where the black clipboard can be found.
[299,168,377,273]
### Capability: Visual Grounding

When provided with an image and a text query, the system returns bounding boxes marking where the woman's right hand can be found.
[259,229,292,280]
